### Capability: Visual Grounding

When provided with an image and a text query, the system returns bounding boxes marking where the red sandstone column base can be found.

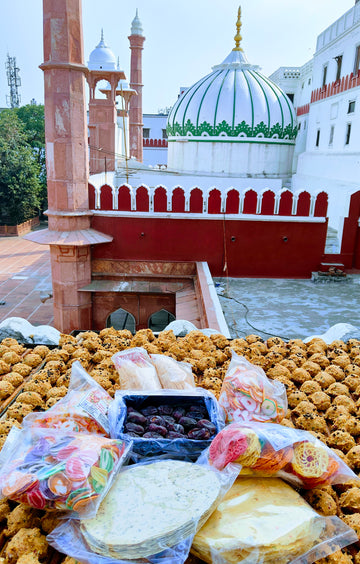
[50,245,92,333]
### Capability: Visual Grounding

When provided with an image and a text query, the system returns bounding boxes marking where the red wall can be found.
[339,191,360,268]
[91,215,327,278]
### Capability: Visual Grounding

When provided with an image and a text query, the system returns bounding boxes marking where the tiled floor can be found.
[0,235,53,326]
[2,231,359,340]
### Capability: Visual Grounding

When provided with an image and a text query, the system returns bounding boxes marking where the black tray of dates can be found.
[110,391,224,460]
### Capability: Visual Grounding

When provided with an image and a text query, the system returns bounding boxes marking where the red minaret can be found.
[128,10,145,162]
[25,0,112,333]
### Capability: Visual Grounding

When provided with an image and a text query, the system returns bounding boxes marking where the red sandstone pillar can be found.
[26,0,112,333]
[129,11,145,162]
[87,71,124,174]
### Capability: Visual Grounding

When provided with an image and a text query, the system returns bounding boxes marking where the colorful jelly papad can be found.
[0,432,126,516]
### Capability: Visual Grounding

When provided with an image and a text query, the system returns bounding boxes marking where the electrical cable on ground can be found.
[218,291,291,341]
[220,212,290,341]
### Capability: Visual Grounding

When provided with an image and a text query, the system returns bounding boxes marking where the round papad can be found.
[81,460,221,559]
[191,477,324,564]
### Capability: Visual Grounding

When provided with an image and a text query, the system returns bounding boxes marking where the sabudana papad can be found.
[81,460,221,559]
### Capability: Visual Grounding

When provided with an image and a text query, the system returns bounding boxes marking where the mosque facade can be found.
[25,1,360,334]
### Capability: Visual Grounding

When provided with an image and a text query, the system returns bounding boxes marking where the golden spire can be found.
[233,6,243,51]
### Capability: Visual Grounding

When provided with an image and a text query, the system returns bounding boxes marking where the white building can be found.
[270,1,360,243]
[142,112,168,167]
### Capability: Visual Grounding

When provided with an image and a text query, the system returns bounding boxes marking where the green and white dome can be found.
[166,8,297,178]
[167,49,297,141]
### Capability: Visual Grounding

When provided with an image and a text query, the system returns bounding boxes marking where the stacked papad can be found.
[191,477,325,564]
[81,460,221,559]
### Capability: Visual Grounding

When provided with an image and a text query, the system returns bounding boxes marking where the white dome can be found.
[166,8,297,179]
[88,31,117,71]
[167,49,296,142]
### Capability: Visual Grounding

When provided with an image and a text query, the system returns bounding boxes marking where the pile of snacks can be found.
[0,339,44,417]
[0,329,360,563]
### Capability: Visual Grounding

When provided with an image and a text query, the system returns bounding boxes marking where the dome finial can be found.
[233,6,243,52]
[131,9,144,36]
[101,28,104,42]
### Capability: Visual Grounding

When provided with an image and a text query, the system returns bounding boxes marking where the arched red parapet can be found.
[118,185,131,211]
[225,189,240,214]
[136,186,149,212]
[296,191,311,216]
[208,189,221,214]
[154,186,167,212]
[100,184,113,210]
[278,190,293,216]
[314,191,328,217]
[261,190,275,214]
[88,183,96,209]
[171,187,186,212]
[149,139,154,147]
[243,189,257,214]
[189,187,203,213]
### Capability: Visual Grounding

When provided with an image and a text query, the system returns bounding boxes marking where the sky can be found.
[0,0,356,113]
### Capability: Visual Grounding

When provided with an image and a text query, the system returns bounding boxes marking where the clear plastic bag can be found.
[47,455,240,564]
[208,421,359,489]
[23,360,112,436]
[108,389,225,461]
[150,354,195,390]
[191,477,358,564]
[0,425,131,518]
[112,347,162,390]
[218,351,287,424]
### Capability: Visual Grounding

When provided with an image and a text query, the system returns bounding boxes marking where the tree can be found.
[15,103,47,215]
[0,110,41,224]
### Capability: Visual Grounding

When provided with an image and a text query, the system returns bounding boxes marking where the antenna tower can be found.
[6,54,21,108]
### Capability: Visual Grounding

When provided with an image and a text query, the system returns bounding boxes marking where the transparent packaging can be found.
[47,455,240,564]
[150,354,195,390]
[112,347,162,390]
[0,426,131,518]
[23,360,112,436]
[218,351,287,424]
[191,477,357,564]
[208,421,359,489]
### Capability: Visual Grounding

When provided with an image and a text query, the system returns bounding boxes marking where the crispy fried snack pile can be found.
[1,329,360,563]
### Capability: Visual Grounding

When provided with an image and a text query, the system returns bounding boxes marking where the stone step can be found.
[319,262,345,272]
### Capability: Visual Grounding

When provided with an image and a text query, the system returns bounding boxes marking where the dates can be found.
[167,431,185,439]
[188,428,211,440]
[124,401,216,441]
[143,432,163,439]
[148,415,166,427]
[148,423,167,436]
[158,405,173,416]
[124,422,144,435]
[179,416,197,429]
[162,415,175,426]
[172,407,186,421]
[197,420,217,434]
[141,406,158,416]
[127,411,147,425]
